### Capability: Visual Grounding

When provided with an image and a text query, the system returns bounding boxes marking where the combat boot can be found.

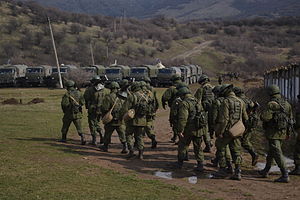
[138,150,144,160]
[275,169,289,183]
[126,150,135,159]
[184,152,189,161]
[226,161,234,174]
[290,164,300,175]
[230,166,242,181]
[151,136,157,149]
[213,167,228,178]
[99,144,108,152]
[60,134,67,143]
[99,134,104,144]
[174,160,183,169]
[79,134,86,145]
[203,144,211,153]
[194,162,204,172]
[89,135,97,145]
[258,166,271,178]
[121,142,128,154]
[211,158,219,167]
[249,150,259,166]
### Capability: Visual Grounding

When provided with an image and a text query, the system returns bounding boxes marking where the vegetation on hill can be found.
[0,0,300,77]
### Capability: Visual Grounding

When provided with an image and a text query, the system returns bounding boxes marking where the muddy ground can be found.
[59,108,299,200]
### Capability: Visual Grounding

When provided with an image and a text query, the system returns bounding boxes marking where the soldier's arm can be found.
[161,89,170,109]
[83,88,91,109]
[177,102,189,134]
[261,101,277,122]
[216,100,229,137]
[61,94,70,112]
[194,88,203,101]
[242,101,249,122]
[79,92,85,107]
[101,95,112,115]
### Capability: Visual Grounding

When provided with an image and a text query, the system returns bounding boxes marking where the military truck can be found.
[46,65,78,87]
[81,65,106,86]
[157,67,181,87]
[105,64,130,82]
[179,65,192,84]
[24,65,52,86]
[130,64,159,85]
[195,65,202,81]
[187,65,198,84]
[0,64,27,87]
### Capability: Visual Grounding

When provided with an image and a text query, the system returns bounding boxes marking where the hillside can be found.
[21,0,300,20]
[1,0,300,78]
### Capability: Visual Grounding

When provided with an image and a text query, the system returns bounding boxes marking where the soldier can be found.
[194,74,214,152]
[176,87,208,171]
[211,85,233,172]
[233,87,259,166]
[290,94,300,175]
[60,80,86,145]
[214,84,248,180]
[122,82,152,160]
[162,74,182,142]
[84,76,110,145]
[140,81,158,148]
[99,82,128,153]
[259,85,293,183]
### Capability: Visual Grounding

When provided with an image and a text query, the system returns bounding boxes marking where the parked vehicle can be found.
[24,65,52,86]
[157,67,181,87]
[46,65,78,87]
[130,64,159,85]
[0,64,27,87]
[105,64,130,82]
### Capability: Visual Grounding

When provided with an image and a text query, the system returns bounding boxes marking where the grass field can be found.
[0,88,202,200]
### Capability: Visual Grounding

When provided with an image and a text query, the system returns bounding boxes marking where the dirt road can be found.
[62,108,299,200]
[172,41,213,61]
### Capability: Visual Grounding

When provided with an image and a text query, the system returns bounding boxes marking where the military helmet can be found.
[144,77,151,83]
[131,82,141,91]
[139,81,147,87]
[119,79,129,88]
[171,74,181,82]
[212,85,222,94]
[219,84,233,95]
[177,87,191,96]
[91,75,101,83]
[267,85,280,96]
[198,74,209,84]
[110,81,120,89]
[176,82,189,90]
[65,80,75,87]
[233,86,243,96]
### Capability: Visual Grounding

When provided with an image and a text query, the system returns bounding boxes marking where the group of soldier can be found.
[59,73,300,183]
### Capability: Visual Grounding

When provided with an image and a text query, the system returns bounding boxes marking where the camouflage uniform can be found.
[260,85,293,183]
[215,84,248,180]
[61,80,86,144]
[100,82,127,153]
[234,88,259,166]
[162,75,182,142]
[84,79,110,144]
[177,87,207,171]
[291,97,300,175]
[194,75,214,152]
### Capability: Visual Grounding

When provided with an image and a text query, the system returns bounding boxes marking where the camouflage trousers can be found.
[144,120,155,139]
[103,124,126,145]
[203,130,211,147]
[178,133,204,163]
[265,139,286,170]
[61,116,83,137]
[215,144,232,163]
[216,134,242,168]
[88,112,102,137]
[126,125,145,151]
[241,129,255,152]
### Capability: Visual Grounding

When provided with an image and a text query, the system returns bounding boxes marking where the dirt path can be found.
[172,41,213,61]
[61,108,299,200]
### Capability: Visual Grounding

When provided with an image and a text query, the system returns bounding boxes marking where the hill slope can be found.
[22,0,300,20]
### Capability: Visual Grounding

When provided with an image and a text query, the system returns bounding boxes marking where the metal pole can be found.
[90,42,95,66]
[48,17,63,89]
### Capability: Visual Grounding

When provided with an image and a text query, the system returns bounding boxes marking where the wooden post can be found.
[48,17,63,89]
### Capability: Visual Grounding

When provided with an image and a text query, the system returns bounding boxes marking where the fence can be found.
[264,63,300,103]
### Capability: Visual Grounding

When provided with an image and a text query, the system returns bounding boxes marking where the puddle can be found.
[188,176,198,184]
[256,156,294,172]
[154,171,173,180]
[206,174,214,179]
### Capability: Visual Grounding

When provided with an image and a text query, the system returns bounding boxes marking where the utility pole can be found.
[90,42,95,65]
[48,17,63,89]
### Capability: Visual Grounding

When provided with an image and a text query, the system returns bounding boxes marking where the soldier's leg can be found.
[99,125,115,151]
[269,139,289,182]
[241,130,258,166]
[145,120,157,148]
[192,135,204,172]
[61,116,72,142]
[229,137,242,180]
[116,124,128,154]
[135,127,145,159]
[225,144,233,173]
[88,113,97,138]
[171,125,178,143]
[96,115,104,144]
[73,118,86,145]
[215,136,232,176]
[125,125,135,158]
[290,139,300,175]
[177,134,192,168]
[203,128,212,153]
[259,139,274,177]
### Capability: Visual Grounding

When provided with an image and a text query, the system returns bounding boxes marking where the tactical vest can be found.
[227,97,243,130]
[133,91,149,117]
[271,98,289,130]
[186,97,208,129]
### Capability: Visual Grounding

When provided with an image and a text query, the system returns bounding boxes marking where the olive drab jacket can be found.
[211,97,224,128]
[215,92,248,137]
[143,88,158,121]
[162,80,182,108]
[261,94,293,140]
[101,91,125,126]
[194,83,214,109]
[61,87,85,119]
[84,86,110,115]
[238,93,259,130]
[169,97,182,125]
[177,94,208,137]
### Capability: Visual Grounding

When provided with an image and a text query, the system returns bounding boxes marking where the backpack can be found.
[202,84,214,111]
[272,99,289,130]
[187,98,208,129]
[134,91,149,117]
